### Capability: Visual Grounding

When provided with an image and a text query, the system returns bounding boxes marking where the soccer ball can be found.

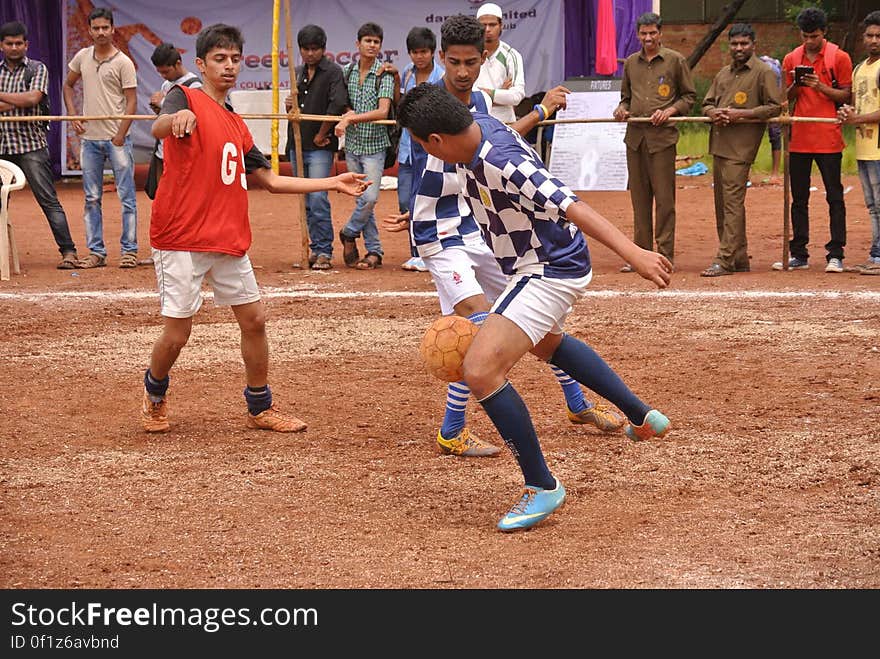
[419,315,479,382]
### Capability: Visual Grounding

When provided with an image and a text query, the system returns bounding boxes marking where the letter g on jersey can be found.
[221,142,247,189]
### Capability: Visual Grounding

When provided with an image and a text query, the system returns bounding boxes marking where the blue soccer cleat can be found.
[624,409,670,442]
[497,478,566,532]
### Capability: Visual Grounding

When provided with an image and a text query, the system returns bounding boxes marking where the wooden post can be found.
[270,0,280,173]
[285,0,309,268]
[782,116,791,271]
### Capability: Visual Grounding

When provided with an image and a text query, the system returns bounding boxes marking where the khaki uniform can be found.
[618,46,696,262]
[703,54,783,271]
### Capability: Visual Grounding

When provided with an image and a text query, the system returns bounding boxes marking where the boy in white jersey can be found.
[398,82,673,531]
[385,15,624,459]
[839,10,880,274]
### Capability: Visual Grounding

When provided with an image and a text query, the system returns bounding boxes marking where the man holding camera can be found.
[776,7,852,273]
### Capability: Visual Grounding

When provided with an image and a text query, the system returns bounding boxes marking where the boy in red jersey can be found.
[141,24,368,434]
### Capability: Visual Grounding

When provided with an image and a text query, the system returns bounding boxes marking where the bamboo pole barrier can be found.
[284,0,309,268]
[0,114,838,125]
[7,110,838,273]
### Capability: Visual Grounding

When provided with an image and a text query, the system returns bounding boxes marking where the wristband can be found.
[533,104,546,121]
[539,104,550,120]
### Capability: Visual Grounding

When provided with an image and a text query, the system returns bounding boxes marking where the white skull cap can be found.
[476,3,503,19]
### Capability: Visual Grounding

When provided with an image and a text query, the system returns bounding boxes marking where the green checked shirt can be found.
[343,60,395,156]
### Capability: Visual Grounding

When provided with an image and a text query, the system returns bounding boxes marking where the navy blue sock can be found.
[144,369,169,402]
[478,381,555,490]
[549,334,649,424]
[244,384,272,416]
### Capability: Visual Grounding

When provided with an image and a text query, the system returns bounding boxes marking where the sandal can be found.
[57,252,78,270]
[119,252,138,269]
[700,263,733,277]
[355,252,382,270]
[77,253,106,269]
[311,254,332,270]
[339,230,359,267]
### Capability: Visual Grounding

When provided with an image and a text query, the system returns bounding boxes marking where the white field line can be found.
[1,286,880,303]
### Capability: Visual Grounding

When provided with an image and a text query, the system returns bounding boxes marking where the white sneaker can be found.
[402,256,428,272]
[772,257,809,271]
[825,258,844,273]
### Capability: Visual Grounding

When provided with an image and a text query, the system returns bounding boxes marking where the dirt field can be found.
[1,172,878,589]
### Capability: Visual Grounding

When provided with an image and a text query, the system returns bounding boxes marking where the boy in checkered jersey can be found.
[398,82,674,532]
[385,14,624,460]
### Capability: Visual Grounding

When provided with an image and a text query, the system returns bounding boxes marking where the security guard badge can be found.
[734,91,748,105]
[658,83,671,98]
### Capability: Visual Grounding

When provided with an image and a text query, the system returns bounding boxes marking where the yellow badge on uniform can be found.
[734,91,748,105]
[479,187,493,208]
[658,83,671,98]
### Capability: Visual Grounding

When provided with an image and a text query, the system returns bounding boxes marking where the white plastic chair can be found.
[0,159,25,281]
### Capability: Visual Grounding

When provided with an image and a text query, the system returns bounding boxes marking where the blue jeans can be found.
[397,159,413,213]
[342,150,383,256]
[80,137,138,257]
[3,147,76,254]
[858,159,880,260]
[290,148,334,258]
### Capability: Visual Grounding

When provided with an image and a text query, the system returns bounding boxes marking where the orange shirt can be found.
[782,41,852,153]
[150,86,254,256]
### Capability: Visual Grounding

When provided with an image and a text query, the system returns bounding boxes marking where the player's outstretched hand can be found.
[333,172,370,197]
[541,85,571,114]
[383,212,410,232]
[171,109,197,138]
[630,248,673,289]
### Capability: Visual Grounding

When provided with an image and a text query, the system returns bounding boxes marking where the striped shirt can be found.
[474,40,525,124]
[456,113,589,278]
[408,88,491,258]
[343,60,395,156]
[0,57,49,155]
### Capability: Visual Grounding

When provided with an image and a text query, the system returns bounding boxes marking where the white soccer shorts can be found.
[152,249,261,318]
[423,242,509,315]
[490,270,593,346]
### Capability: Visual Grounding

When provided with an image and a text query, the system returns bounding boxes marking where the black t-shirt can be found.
[161,86,271,173]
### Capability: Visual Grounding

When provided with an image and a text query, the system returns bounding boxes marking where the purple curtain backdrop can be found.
[2,0,649,174]
[564,0,651,78]
[0,0,65,177]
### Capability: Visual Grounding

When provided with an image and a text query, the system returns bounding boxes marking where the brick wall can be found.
[656,21,867,83]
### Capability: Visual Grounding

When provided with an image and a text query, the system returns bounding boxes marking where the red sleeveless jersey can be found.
[150,86,254,256]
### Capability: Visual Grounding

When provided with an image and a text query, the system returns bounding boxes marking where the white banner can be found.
[62,0,564,173]
[549,80,627,191]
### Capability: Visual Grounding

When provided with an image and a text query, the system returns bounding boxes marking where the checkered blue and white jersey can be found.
[408,88,491,258]
[456,113,590,278]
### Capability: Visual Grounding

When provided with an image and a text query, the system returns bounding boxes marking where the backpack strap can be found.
[402,67,414,92]
[21,59,50,127]
[823,41,840,88]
